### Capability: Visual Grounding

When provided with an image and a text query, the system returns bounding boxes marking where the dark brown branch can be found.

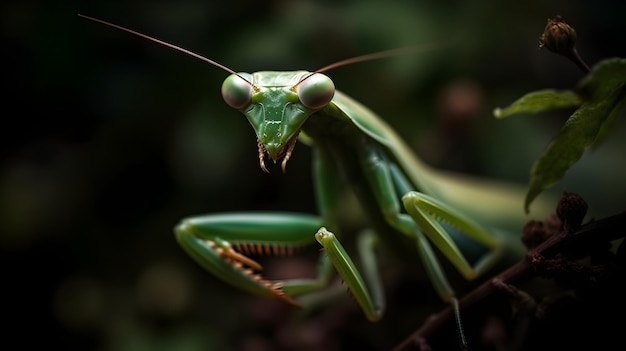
[392,210,626,351]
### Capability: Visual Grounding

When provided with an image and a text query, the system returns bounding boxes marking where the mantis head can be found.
[221,71,335,173]
[78,14,436,173]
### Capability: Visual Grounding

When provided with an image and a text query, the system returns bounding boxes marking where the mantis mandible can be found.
[80,14,548,348]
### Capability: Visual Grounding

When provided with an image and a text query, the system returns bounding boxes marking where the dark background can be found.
[2,1,625,350]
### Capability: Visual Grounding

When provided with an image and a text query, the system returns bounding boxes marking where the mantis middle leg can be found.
[315,139,506,344]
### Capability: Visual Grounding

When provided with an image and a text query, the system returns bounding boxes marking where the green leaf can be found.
[590,97,626,149]
[524,58,626,212]
[493,90,581,119]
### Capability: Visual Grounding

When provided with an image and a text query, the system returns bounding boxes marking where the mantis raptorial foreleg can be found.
[175,213,334,305]
[315,228,384,321]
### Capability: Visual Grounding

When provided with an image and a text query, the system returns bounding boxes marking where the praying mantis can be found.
[80,14,553,348]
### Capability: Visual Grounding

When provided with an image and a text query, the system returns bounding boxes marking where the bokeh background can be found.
[2,1,625,350]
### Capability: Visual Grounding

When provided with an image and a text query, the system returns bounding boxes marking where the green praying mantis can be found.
[81,14,553,348]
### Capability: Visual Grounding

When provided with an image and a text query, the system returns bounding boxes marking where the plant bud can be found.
[539,15,590,73]
[556,191,588,232]
[539,15,577,55]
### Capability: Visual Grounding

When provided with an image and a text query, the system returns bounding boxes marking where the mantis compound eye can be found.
[296,73,335,110]
[222,73,254,109]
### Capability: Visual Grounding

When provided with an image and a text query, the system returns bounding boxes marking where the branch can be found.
[392,209,626,351]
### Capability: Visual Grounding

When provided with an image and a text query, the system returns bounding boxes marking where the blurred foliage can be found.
[495,58,626,212]
[2,1,626,350]
[494,90,582,118]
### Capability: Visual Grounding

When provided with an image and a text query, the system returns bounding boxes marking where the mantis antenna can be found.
[294,42,449,87]
[78,14,447,90]
[77,14,259,91]
[314,43,447,74]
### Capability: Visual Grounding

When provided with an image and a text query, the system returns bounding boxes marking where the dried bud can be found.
[538,15,590,73]
[556,191,588,232]
[539,15,577,55]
